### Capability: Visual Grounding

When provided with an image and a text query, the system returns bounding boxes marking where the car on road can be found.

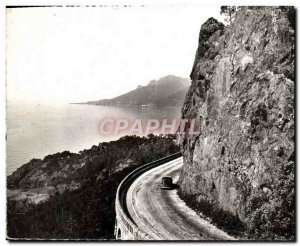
[161,176,173,190]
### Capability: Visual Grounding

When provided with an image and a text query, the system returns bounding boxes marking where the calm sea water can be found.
[6,102,181,175]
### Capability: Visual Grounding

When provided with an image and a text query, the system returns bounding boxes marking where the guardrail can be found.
[115,152,182,240]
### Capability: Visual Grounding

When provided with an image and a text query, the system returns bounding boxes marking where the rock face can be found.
[179,7,294,239]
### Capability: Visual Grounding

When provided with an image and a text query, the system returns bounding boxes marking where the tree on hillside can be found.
[220,6,236,24]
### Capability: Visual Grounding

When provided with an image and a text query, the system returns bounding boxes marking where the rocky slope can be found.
[83,75,190,107]
[179,7,294,240]
[7,135,180,239]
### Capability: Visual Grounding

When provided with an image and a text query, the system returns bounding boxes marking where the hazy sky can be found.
[6,6,223,103]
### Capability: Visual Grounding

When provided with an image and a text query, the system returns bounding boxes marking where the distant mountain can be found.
[84,75,190,107]
[156,87,190,107]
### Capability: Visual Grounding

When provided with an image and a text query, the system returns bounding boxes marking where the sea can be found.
[6,101,181,175]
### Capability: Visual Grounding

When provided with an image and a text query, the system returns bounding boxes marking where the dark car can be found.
[161,176,173,190]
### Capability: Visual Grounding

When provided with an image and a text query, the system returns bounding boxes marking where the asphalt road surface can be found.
[126,157,235,240]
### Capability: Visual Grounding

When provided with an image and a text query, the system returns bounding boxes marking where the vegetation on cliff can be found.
[178,190,245,238]
[7,134,180,239]
[179,6,295,240]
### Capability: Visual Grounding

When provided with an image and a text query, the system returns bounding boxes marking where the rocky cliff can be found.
[179,7,295,239]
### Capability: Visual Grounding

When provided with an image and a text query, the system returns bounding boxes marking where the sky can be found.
[6,5,223,104]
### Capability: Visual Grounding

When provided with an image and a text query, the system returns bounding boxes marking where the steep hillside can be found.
[85,75,190,107]
[179,7,295,240]
[7,135,180,239]
[156,86,190,107]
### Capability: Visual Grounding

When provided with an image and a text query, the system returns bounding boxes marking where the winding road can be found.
[126,157,235,240]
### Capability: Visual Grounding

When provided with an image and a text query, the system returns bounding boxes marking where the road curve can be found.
[126,157,235,240]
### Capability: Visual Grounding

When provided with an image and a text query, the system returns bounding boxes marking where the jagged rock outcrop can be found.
[179,7,294,239]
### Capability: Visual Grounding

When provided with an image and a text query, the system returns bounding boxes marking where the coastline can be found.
[7,134,180,239]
